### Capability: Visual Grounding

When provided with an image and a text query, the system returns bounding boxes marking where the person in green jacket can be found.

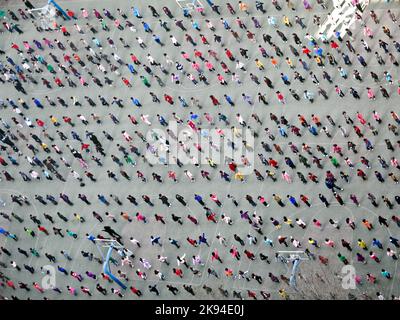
[101,19,109,31]
[37,55,45,64]
[47,63,55,73]
[30,248,40,257]
[66,229,78,239]
[24,227,35,238]
[337,252,349,265]
[125,155,136,166]
[140,75,151,87]
[329,156,340,168]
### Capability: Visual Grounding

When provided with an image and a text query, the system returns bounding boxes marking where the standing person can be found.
[334,192,345,206]
[273,194,285,207]
[300,194,311,207]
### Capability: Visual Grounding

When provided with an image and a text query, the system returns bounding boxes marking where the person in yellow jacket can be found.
[41,142,50,153]
[283,216,294,228]
[314,55,324,67]
[49,115,60,126]
[308,237,320,248]
[282,15,292,27]
[206,157,217,168]
[234,171,245,182]
[279,289,289,300]
[231,126,242,138]
[357,238,368,250]
[255,58,265,70]
[285,57,295,69]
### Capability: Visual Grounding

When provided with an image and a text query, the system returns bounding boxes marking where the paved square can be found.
[0,0,400,300]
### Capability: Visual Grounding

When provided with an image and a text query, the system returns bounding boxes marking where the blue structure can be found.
[205,0,214,7]
[103,244,127,290]
[289,258,301,289]
[48,0,70,20]
[94,239,131,290]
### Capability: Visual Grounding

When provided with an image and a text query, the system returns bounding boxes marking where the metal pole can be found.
[289,258,301,289]
[103,244,127,290]
[48,0,70,20]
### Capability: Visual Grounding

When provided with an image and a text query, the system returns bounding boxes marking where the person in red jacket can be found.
[248,290,257,299]
[187,214,198,225]
[224,48,235,61]
[60,25,70,36]
[38,225,49,235]
[228,161,237,172]
[81,143,90,152]
[302,46,311,58]
[130,286,142,297]
[164,94,174,104]
[173,268,183,278]
[122,77,132,88]
[194,49,204,60]
[211,249,223,263]
[308,172,319,183]
[200,34,209,45]
[130,54,141,65]
[207,212,217,223]
[330,40,339,50]
[353,125,363,138]
[326,170,335,181]
[63,53,71,63]
[276,91,285,104]
[0,156,7,166]
[11,42,22,53]
[35,118,45,128]
[62,116,74,126]
[268,158,279,168]
[186,237,198,247]
[6,280,16,290]
[66,9,77,20]
[244,249,255,260]
[54,77,64,87]
[357,169,367,180]
[300,194,311,207]
[210,95,220,106]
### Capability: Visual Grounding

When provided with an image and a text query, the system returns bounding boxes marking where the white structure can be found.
[316,0,369,39]
[176,0,204,12]
[27,3,57,30]
[277,251,310,289]
[94,238,133,290]
[26,0,70,29]
[277,251,310,262]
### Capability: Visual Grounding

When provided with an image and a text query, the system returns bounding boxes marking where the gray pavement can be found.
[0,0,400,300]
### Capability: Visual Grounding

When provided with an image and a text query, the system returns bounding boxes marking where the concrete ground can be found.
[0,0,399,300]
